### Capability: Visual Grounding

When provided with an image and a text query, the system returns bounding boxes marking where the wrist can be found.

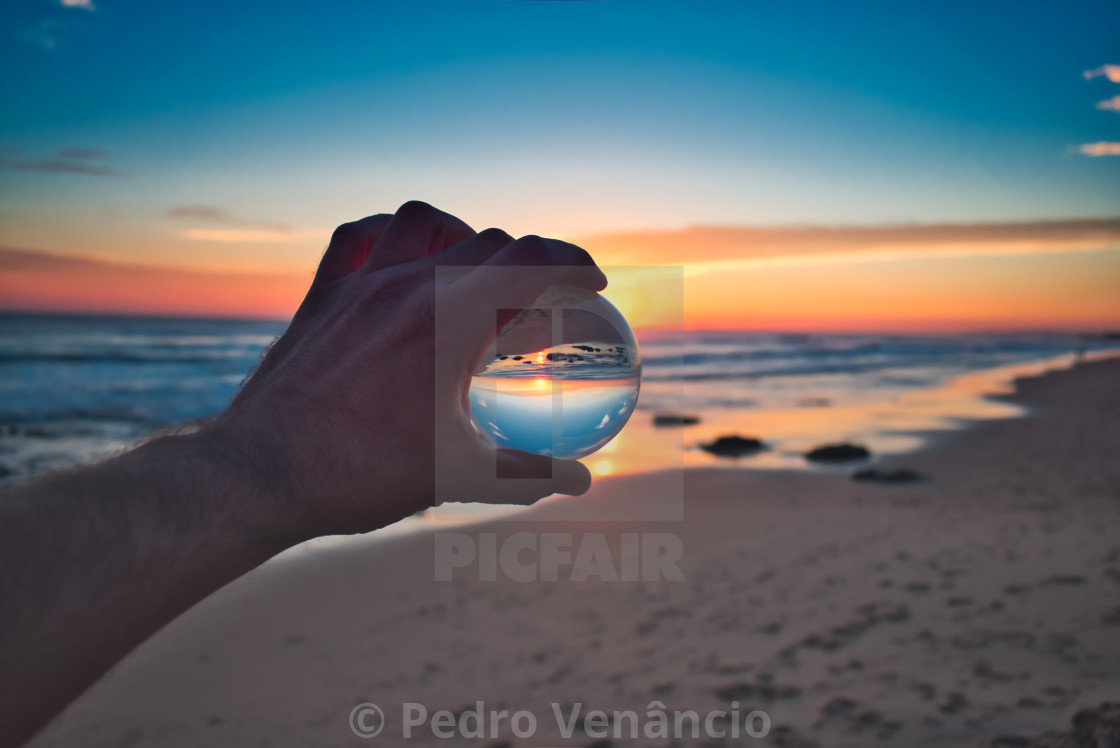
[132,428,304,559]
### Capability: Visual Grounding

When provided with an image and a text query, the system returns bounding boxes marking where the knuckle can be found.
[395,200,438,220]
[479,227,514,245]
[330,221,360,245]
[355,213,392,231]
[553,240,595,267]
[512,234,553,263]
[330,214,390,246]
[563,242,595,266]
[551,238,595,267]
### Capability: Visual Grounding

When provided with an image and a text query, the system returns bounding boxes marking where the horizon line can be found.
[3,307,1117,337]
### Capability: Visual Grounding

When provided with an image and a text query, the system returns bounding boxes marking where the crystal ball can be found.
[469,285,642,460]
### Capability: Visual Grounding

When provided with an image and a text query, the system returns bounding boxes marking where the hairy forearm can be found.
[0,432,291,746]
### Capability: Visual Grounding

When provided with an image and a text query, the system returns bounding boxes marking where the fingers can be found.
[445,235,608,352]
[311,214,392,289]
[467,234,607,299]
[497,451,593,496]
[429,227,514,267]
[366,200,475,271]
[313,201,477,290]
[445,450,593,506]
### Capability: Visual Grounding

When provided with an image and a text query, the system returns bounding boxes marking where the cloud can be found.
[179,228,322,243]
[1078,142,1120,156]
[59,0,95,9]
[1083,65,1120,83]
[166,205,286,229]
[167,205,325,243]
[55,148,109,160]
[1095,95,1120,112]
[167,205,250,224]
[168,205,291,233]
[576,218,1120,275]
[0,158,124,176]
[0,147,122,176]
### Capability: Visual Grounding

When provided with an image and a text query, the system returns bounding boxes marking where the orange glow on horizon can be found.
[0,248,308,319]
[2,234,1118,332]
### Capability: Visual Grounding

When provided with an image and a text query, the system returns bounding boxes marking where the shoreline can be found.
[2,323,1114,490]
[358,347,1120,541]
[620,346,1120,475]
[30,357,1120,747]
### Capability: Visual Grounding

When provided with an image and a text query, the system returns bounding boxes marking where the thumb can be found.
[480,450,593,504]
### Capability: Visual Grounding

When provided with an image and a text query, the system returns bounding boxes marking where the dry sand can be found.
[29,358,1120,747]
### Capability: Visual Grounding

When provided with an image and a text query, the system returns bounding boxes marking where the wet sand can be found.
[29,358,1120,747]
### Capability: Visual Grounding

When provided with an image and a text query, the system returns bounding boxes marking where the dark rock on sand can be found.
[700,435,766,457]
[805,443,871,463]
[983,701,1120,747]
[851,467,923,483]
[653,413,700,427]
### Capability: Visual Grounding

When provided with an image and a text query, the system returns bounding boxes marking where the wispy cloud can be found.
[167,205,259,224]
[1078,142,1120,156]
[0,157,124,176]
[167,205,323,243]
[59,0,95,9]
[168,205,290,233]
[179,228,322,243]
[1083,65,1120,83]
[55,148,109,160]
[1095,95,1120,112]
[578,218,1120,275]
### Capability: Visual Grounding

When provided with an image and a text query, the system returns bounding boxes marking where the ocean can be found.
[1,312,1115,484]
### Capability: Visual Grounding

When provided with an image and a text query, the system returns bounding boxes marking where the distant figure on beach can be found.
[0,202,605,747]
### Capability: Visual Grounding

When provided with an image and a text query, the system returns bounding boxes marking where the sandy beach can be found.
[28,357,1120,747]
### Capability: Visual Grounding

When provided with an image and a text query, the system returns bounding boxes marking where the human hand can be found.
[211,201,606,544]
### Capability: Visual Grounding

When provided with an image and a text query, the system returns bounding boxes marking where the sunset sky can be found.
[1,1,1118,330]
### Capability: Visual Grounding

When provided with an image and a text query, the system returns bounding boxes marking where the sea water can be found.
[3,311,1112,482]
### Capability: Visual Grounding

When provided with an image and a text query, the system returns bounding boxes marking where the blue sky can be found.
[1,0,1118,272]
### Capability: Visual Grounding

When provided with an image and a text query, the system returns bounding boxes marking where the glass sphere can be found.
[469,285,641,460]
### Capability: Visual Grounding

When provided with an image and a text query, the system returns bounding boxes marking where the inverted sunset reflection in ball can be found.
[469,286,641,460]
